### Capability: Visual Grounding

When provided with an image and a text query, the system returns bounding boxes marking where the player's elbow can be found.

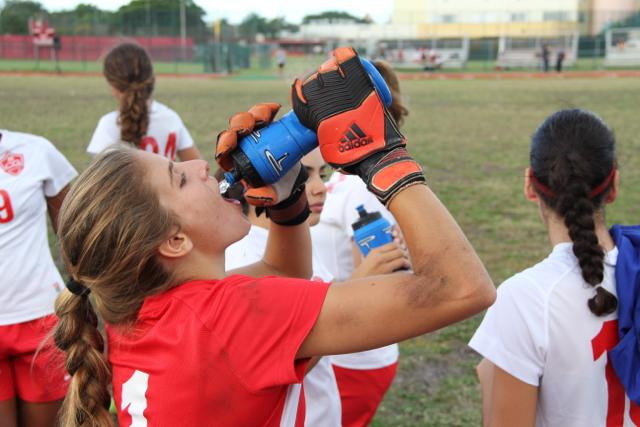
[458,274,496,315]
[474,276,497,310]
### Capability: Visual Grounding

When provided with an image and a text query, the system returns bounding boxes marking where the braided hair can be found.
[530,109,617,316]
[103,43,155,148]
[52,147,178,426]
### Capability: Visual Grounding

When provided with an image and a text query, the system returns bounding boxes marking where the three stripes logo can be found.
[338,123,373,152]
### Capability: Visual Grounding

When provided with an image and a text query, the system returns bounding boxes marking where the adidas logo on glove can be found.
[338,123,373,152]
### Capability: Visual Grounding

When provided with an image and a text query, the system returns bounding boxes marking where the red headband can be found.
[530,168,616,199]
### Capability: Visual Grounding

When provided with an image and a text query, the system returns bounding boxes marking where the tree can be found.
[0,0,47,34]
[111,0,208,39]
[302,11,366,25]
[238,13,268,42]
[238,13,298,41]
[265,17,298,38]
[49,4,112,35]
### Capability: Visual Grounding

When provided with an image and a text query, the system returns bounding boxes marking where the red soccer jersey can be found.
[107,275,329,426]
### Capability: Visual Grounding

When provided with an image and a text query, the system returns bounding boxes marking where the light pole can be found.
[180,0,187,60]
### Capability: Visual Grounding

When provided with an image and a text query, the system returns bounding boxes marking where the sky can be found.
[37,0,395,24]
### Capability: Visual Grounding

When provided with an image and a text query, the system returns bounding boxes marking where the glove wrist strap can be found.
[266,186,311,226]
[354,148,427,206]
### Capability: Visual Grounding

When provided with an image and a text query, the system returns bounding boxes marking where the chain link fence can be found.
[1,6,640,74]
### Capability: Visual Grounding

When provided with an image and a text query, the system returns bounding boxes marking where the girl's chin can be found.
[308,213,321,227]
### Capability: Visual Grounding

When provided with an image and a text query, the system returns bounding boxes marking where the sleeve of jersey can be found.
[209,275,330,392]
[176,119,195,150]
[41,139,78,197]
[87,115,118,155]
[468,274,548,387]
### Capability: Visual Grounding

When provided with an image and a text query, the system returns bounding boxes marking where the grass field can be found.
[2,74,640,426]
[1,55,632,78]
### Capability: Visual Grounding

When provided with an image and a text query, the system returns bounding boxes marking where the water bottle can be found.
[351,204,394,257]
[220,58,392,191]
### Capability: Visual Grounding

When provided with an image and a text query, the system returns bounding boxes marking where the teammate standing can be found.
[225,146,409,426]
[0,130,77,427]
[312,59,410,426]
[51,47,494,426]
[87,43,201,161]
[470,109,640,426]
[225,146,343,427]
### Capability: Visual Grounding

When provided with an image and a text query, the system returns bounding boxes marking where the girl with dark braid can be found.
[470,109,640,426]
[87,42,201,161]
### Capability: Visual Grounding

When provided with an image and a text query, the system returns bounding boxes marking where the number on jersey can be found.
[139,133,177,160]
[592,320,640,426]
[0,190,14,223]
[121,370,149,426]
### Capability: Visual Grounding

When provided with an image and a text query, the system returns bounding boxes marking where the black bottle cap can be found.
[230,149,264,188]
[351,204,383,232]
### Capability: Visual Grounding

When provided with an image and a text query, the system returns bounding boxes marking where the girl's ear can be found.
[158,230,193,259]
[524,167,539,202]
[605,170,620,204]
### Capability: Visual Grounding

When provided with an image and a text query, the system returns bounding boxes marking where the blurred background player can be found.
[51,47,495,426]
[87,42,201,161]
[469,109,640,426]
[311,59,411,427]
[0,129,77,427]
[276,47,287,77]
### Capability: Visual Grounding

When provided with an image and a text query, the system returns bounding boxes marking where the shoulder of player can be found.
[150,100,182,121]
[141,278,238,323]
[1,130,57,154]
[499,249,577,303]
[97,110,119,125]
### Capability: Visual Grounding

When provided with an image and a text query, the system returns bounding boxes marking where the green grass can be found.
[4,55,637,78]
[2,75,640,425]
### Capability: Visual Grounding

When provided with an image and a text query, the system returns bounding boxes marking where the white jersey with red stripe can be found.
[108,275,329,427]
[312,172,399,369]
[0,130,77,325]
[87,100,194,160]
[226,225,343,427]
[470,243,640,426]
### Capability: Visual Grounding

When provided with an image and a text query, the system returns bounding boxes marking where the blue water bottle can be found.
[221,58,392,189]
[351,204,394,257]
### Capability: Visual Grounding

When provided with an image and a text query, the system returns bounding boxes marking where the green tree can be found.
[265,17,298,38]
[238,13,268,41]
[238,13,298,41]
[302,10,366,25]
[0,0,47,34]
[111,0,208,39]
[49,4,112,35]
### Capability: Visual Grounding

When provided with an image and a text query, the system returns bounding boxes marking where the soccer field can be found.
[2,74,640,426]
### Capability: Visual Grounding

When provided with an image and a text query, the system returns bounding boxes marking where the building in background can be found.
[392,0,640,37]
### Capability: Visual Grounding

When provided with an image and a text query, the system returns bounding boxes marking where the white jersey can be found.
[470,243,640,426]
[0,130,77,325]
[312,172,399,369]
[87,100,194,160]
[225,225,342,427]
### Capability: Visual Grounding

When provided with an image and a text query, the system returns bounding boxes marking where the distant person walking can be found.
[276,48,286,76]
[556,49,566,72]
[541,43,550,72]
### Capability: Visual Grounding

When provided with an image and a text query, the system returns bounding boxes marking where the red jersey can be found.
[107,275,329,426]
